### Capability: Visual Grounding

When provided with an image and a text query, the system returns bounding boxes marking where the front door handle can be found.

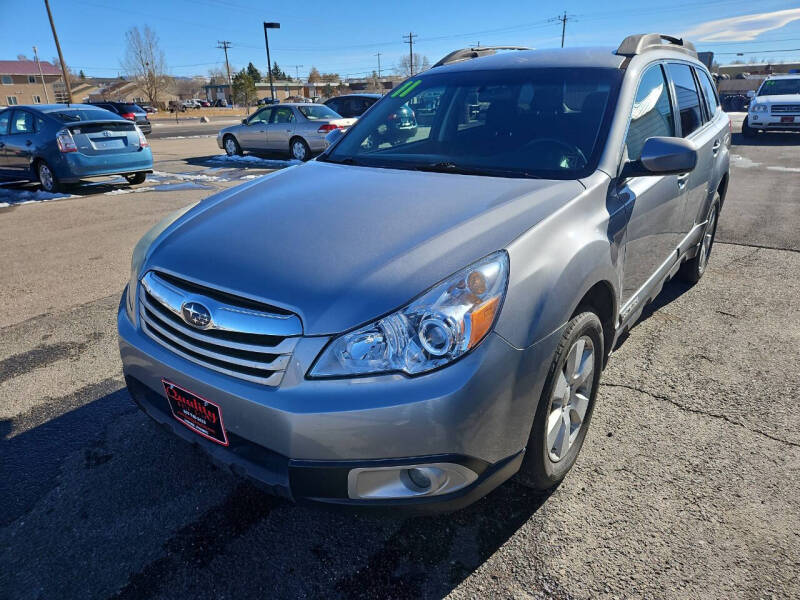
[711,139,721,156]
[677,173,690,190]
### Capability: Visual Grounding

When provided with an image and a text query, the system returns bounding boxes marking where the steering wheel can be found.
[523,138,588,169]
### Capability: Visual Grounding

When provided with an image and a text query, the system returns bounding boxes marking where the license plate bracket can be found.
[162,379,229,446]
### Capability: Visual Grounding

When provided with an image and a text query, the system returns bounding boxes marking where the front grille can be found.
[138,271,302,386]
[771,104,800,114]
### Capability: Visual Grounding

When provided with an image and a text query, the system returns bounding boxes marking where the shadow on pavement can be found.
[2,383,558,600]
[731,131,800,147]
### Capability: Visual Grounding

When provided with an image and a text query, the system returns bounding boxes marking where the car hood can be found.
[145,161,584,335]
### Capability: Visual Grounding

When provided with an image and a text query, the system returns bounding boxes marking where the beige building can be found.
[87,79,179,108]
[0,59,64,105]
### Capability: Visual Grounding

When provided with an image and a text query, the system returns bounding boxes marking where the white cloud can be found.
[683,8,800,42]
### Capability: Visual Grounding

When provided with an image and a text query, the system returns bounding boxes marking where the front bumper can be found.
[748,113,800,131]
[117,290,560,507]
[56,148,154,182]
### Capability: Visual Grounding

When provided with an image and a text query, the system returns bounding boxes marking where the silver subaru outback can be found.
[118,34,730,510]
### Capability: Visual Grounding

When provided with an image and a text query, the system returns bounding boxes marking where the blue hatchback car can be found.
[0,104,153,193]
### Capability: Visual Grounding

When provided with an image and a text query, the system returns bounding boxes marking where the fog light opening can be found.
[347,462,479,500]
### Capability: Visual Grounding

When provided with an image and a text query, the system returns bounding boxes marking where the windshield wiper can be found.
[318,155,360,166]
[411,162,540,179]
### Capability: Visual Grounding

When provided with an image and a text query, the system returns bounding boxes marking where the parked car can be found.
[119,34,729,510]
[324,93,382,118]
[87,100,151,135]
[182,99,202,110]
[0,104,152,192]
[257,97,280,106]
[200,100,211,108]
[216,103,356,161]
[141,105,158,114]
[168,100,186,113]
[743,73,800,136]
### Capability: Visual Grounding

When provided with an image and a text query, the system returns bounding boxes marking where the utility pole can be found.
[263,22,280,101]
[551,12,575,48]
[44,0,72,103]
[293,64,303,81]
[32,46,50,103]
[217,40,232,104]
[403,32,417,76]
[375,52,382,78]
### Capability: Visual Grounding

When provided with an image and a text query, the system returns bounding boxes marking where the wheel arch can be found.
[571,279,617,366]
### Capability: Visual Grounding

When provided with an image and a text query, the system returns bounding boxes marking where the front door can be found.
[0,109,10,173]
[238,107,272,150]
[4,109,37,174]
[265,106,296,151]
[620,63,687,304]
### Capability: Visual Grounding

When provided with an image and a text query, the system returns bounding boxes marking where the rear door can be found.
[666,63,716,239]
[619,63,685,304]
[266,106,296,149]
[4,109,38,173]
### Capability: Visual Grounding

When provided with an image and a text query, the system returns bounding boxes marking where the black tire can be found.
[290,137,311,161]
[741,116,758,137]
[677,196,720,284]
[37,160,61,193]
[223,135,242,156]
[125,172,147,185]
[516,310,604,490]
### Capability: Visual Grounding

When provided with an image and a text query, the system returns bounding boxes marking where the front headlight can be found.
[750,103,768,113]
[309,251,509,377]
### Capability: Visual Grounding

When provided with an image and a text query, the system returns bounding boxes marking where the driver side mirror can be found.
[241,118,248,124]
[325,127,344,147]
[620,136,697,179]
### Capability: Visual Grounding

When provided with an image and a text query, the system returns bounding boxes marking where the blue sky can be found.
[1,0,799,79]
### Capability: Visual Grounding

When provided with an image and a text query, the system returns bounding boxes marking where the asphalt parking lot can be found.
[1,117,798,599]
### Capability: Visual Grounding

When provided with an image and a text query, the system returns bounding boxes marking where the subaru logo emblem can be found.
[181,302,212,329]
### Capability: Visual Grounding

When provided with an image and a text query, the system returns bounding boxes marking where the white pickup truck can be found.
[743,74,800,136]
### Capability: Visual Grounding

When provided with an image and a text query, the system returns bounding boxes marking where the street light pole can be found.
[263,22,280,101]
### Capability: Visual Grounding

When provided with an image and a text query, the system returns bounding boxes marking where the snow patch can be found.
[0,188,73,206]
[207,154,300,169]
[151,170,227,182]
[730,154,761,169]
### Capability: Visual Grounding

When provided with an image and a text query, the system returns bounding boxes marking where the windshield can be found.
[298,105,340,120]
[50,109,126,122]
[758,78,800,96]
[323,67,622,179]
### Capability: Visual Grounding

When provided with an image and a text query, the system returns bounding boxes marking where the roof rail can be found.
[615,34,697,58]
[432,46,531,68]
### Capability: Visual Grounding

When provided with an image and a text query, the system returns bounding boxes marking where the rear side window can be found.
[668,63,704,137]
[625,64,675,161]
[696,68,719,119]
[271,107,295,123]
[10,110,35,134]
[51,109,125,122]
[0,110,10,134]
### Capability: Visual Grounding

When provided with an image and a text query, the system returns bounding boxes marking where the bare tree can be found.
[396,53,430,77]
[307,66,322,83]
[121,25,169,106]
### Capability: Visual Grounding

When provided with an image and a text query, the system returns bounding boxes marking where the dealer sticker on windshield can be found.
[162,379,229,446]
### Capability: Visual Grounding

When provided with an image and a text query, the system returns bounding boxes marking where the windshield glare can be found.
[50,109,126,122]
[299,105,340,120]
[758,78,800,96]
[326,67,622,179]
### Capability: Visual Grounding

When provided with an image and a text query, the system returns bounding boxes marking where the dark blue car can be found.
[0,104,153,193]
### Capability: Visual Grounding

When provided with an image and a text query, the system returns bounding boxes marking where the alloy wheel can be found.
[225,137,238,155]
[39,164,54,192]
[698,206,717,274]
[292,141,307,160]
[546,335,595,462]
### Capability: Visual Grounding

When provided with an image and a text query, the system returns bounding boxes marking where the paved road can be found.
[148,116,240,140]
[1,123,798,599]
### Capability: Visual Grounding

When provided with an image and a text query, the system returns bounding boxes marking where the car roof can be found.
[332,93,382,99]
[6,103,101,113]
[430,47,626,73]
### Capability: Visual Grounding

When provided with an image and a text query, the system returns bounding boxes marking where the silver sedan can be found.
[217,103,356,161]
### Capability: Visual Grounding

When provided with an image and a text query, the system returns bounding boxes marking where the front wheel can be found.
[37,160,61,193]
[516,310,604,490]
[741,116,758,137]
[290,137,311,161]
[125,172,147,185]
[223,135,242,156]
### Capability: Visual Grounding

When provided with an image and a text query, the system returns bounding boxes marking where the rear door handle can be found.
[677,173,690,189]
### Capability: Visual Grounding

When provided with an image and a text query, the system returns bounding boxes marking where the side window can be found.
[625,65,675,161]
[325,99,340,114]
[270,107,295,124]
[10,110,35,134]
[696,68,719,119]
[248,108,271,124]
[667,63,704,137]
[0,110,10,134]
